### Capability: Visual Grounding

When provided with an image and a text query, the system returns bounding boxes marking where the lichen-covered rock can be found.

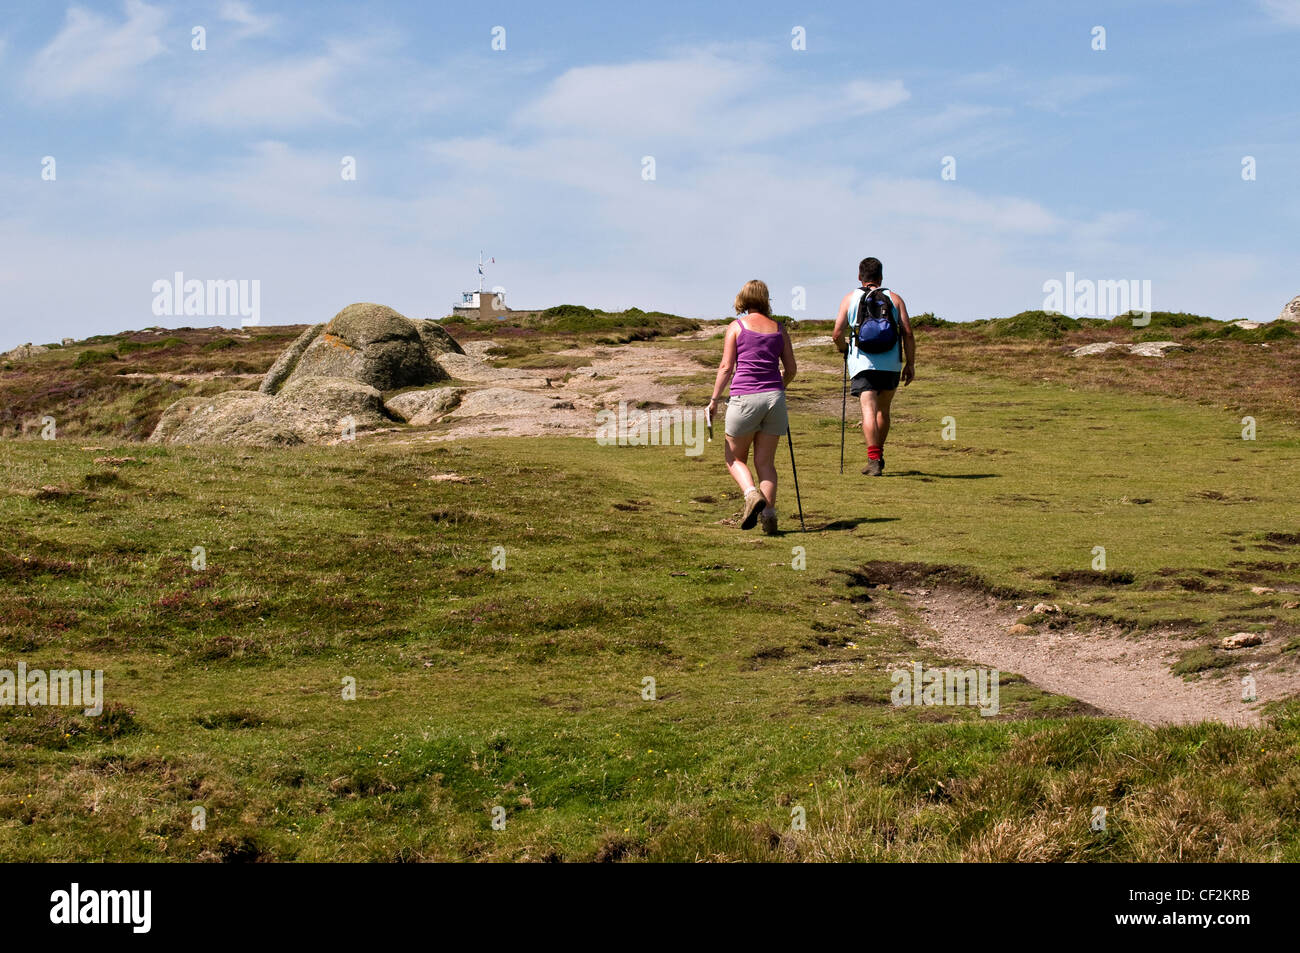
[1072,341,1191,358]
[2,343,49,360]
[1127,341,1191,357]
[149,305,476,445]
[271,377,389,438]
[1071,342,1127,357]
[1277,296,1300,323]
[259,323,323,394]
[284,303,446,392]
[147,390,293,446]
[449,387,575,418]
[415,319,466,357]
[150,377,390,446]
[385,387,464,425]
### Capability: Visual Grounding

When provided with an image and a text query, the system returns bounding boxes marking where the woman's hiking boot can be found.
[740,488,766,530]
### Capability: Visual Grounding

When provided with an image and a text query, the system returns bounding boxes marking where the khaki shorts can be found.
[725,390,788,438]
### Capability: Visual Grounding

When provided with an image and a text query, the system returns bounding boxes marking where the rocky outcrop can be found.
[415,320,465,359]
[1070,342,1128,357]
[1128,341,1192,357]
[1278,296,1300,323]
[150,377,391,447]
[259,323,323,394]
[260,303,464,395]
[152,303,470,445]
[2,343,49,361]
[385,387,464,425]
[448,387,575,418]
[1072,341,1191,358]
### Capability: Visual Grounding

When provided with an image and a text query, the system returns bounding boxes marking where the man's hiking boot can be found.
[862,458,884,477]
[740,489,766,530]
[760,507,778,535]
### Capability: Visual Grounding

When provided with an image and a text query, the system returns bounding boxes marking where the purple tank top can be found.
[730,317,785,395]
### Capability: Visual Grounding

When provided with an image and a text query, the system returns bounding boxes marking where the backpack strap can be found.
[847,287,867,357]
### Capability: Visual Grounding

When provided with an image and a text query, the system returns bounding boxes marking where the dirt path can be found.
[388,340,706,442]
[899,587,1295,726]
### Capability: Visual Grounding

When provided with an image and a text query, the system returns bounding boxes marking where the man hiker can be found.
[832,257,915,476]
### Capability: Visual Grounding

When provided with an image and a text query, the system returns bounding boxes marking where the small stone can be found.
[1222,632,1264,649]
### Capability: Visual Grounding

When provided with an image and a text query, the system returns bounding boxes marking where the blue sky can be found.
[2,0,1297,349]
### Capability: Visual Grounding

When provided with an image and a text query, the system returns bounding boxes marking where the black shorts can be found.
[850,369,901,396]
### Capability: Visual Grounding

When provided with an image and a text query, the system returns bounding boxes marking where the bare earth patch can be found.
[388,340,705,443]
[904,587,1296,726]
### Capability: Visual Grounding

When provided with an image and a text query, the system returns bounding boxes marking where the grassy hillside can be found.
[3,320,1298,860]
[0,326,307,441]
[8,309,1296,440]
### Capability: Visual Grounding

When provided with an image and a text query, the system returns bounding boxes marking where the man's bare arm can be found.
[831,293,852,354]
[892,292,916,386]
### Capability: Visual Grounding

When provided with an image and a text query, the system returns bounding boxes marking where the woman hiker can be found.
[707,279,797,535]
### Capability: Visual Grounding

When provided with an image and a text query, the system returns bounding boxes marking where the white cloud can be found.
[1027,74,1128,112]
[1259,0,1300,26]
[26,0,166,100]
[844,79,910,114]
[521,52,909,147]
[163,34,455,128]
[169,55,344,126]
[524,54,760,140]
[220,1,275,37]
[954,65,1128,112]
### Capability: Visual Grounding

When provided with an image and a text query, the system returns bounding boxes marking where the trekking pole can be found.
[839,346,848,474]
[786,426,806,532]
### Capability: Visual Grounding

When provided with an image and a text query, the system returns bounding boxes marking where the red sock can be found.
[868,445,882,460]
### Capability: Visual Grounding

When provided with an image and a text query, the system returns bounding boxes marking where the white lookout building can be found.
[452,252,512,319]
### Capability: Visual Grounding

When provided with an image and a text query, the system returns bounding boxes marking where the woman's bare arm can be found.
[708,322,739,409]
[780,323,797,386]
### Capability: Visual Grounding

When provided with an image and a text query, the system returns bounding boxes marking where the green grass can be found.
[72,348,118,369]
[2,330,1298,861]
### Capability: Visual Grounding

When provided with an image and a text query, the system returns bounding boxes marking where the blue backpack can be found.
[853,287,899,354]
